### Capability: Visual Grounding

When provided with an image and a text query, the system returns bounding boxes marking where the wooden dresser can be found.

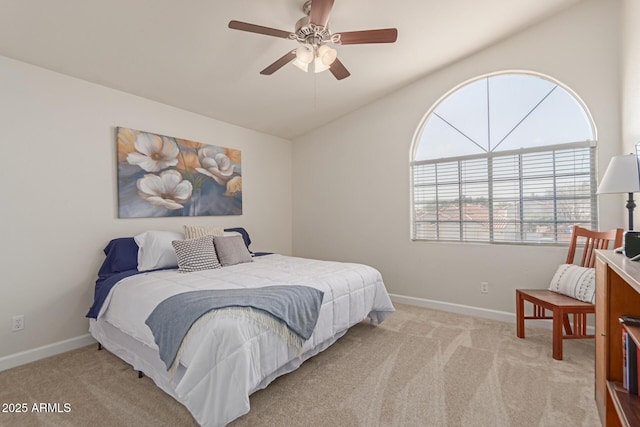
[595,250,640,426]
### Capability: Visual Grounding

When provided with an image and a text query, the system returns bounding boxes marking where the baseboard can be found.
[0,334,96,372]
[388,293,595,334]
[389,293,516,323]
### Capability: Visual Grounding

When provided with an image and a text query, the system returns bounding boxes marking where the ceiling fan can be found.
[228,0,398,80]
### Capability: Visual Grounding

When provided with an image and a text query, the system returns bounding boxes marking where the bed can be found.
[87,228,395,427]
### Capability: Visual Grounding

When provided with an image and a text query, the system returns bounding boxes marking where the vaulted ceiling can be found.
[0,0,584,139]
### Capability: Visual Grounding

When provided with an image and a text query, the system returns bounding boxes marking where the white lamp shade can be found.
[317,45,337,66]
[295,45,314,64]
[292,58,309,72]
[597,154,640,194]
[313,57,330,73]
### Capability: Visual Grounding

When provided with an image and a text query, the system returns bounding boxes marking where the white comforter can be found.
[92,254,395,427]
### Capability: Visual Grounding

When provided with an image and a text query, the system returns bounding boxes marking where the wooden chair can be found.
[516,225,623,360]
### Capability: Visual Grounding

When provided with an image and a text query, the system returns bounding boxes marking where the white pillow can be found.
[134,230,184,271]
[548,264,596,303]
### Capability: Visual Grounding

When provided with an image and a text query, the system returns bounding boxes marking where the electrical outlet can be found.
[12,315,24,332]
[480,282,489,294]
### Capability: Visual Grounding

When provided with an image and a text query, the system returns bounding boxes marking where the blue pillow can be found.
[97,237,139,278]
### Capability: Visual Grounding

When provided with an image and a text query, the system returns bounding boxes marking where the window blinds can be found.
[411,142,596,244]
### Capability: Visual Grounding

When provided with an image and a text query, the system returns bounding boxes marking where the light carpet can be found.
[0,304,600,426]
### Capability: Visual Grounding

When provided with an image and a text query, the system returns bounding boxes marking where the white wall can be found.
[0,56,292,361]
[621,0,640,227]
[622,0,640,149]
[292,0,621,314]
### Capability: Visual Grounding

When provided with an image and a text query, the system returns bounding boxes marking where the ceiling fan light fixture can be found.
[295,45,314,64]
[229,0,398,80]
[317,45,337,66]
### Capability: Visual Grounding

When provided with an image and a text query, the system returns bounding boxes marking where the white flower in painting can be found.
[196,146,235,185]
[127,133,179,172]
[137,170,193,210]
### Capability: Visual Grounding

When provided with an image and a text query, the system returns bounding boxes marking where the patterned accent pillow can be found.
[548,264,596,303]
[172,236,222,273]
[183,225,225,240]
[213,235,253,267]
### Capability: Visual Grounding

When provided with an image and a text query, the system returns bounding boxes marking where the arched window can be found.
[411,71,597,244]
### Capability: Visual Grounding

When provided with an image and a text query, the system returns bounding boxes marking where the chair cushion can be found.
[548,264,596,303]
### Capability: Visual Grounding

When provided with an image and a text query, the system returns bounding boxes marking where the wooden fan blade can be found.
[260,51,297,75]
[309,0,334,27]
[336,28,398,45]
[228,20,292,39]
[329,58,350,80]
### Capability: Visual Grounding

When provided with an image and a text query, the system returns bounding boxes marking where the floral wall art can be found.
[116,127,242,218]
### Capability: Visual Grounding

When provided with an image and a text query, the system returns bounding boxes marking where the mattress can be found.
[89,254,395,426]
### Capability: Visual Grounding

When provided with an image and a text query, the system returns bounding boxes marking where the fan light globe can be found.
[292,58,309,72]
[313,57,330,73]
[295,45,314,64]
[318,45,337,66]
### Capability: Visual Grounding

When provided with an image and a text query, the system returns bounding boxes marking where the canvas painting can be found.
[116,127,242,218]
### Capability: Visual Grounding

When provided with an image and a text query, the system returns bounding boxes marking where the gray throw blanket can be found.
[145,285,324,370]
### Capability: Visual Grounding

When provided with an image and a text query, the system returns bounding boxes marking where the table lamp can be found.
[597,153,640,230]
